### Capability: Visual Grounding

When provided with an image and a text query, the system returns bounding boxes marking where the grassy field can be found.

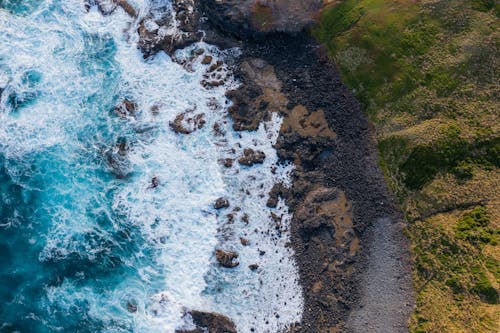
[314,0,499,331]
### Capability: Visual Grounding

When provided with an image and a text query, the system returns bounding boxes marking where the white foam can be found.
[0,1,303,332]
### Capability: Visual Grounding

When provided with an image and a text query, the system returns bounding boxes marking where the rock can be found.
[126,301,138,313]
[116,0,137,17]
[221,158,234,168]
[267,183,284,208]
[85,0,137,17]
[137,0,203,58]
[170,110,206,134]
[188,310,237,333]
[238,148,265,166]
[240,237,250,246]
[202,55,213,64]
[215,249,239,268]
[198,0,323,38]
[148,177,160,189]
[214,197,230,209]
[114,99,137,118]
[249,264,259,271]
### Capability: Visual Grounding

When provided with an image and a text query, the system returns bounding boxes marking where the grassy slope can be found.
[314,0,499,331]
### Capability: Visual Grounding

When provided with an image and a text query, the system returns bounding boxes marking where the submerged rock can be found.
[215,249,239,268]
[85,0,137,17]
[114,98,137,118]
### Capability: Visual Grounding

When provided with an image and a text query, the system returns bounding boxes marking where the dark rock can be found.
[114,98,137,118]
[238,148,265,166]
[148,177,160,189]
[240,237,249,246]
[170,110,206,134]
[215,249,239,268]
[188,310,237,333]
[249,264,259,271]
[221,158,234,168]
[202,55,213,64]
[214,197,230,209]
[267,183,285,208]
[126,301,138,313]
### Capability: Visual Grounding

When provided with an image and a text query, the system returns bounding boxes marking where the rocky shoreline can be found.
[195,1,414,331]
[92,0,414,331]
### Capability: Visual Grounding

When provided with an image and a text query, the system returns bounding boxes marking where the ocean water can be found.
[0,1,303,332]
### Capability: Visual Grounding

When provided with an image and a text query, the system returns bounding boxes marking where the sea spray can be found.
[0,1,303,332]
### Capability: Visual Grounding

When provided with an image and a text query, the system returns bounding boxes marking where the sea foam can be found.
[0,1,303,332]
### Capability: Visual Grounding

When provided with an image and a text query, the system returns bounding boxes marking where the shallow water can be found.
[0,1,303,332]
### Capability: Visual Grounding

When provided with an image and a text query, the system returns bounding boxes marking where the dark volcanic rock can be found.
[267,183,285,208]
[214,197,230,209]
[215,249,239,268]
[138,0,203,58]
[189,310,237,333]
[238,148,265,166]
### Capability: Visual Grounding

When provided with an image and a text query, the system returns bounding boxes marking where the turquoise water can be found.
[0,1,303,332]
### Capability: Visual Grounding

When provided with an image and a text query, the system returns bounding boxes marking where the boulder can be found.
[215,249,239,268]
[214,197,230,209]
[238,148,265,166]
[188,310,237,333]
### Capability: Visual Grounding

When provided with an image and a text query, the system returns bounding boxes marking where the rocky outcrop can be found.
[215,249,239,268]
[169,108,206,134]
[197,0,323,38]
[189,310,237,333]
[214,197,230,209]
[238,148,265,166]
[137,0,203,57]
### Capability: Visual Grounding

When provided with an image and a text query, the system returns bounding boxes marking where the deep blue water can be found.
[0,1,303,332]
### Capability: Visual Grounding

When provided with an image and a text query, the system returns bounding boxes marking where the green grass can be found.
[315,0,499,331]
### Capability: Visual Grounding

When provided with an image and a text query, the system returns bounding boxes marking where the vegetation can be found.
[315,0,499,331]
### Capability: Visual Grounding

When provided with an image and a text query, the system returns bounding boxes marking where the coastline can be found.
[125,0,415,330]
[194,1,415,329]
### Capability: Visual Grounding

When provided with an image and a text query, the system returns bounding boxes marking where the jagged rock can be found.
[147,177,160,189]
[238,148,265,166]
[137,0,203,57]
[188,310,237,333]
[267,183,285,208]
[215,249,239,268]
[105,141,131,179]
[169,110,206,134]
[214,197,230,209]
[114,98,137,118]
